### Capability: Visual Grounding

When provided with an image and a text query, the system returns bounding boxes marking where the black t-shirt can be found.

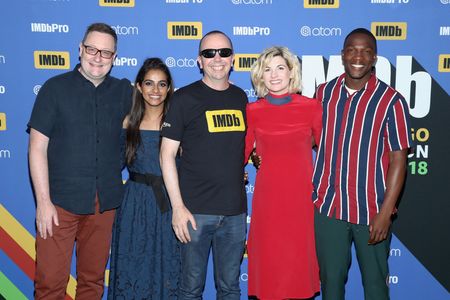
[28,64,132,214]
[162,80,248,215]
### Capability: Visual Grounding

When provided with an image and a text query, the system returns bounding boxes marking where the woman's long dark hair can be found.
[125,57,174,166]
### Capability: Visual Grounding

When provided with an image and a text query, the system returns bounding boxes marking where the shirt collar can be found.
[339,72,378,94]
[72,63,112,88]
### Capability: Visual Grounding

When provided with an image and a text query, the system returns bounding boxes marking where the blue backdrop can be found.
[0,1,449,299]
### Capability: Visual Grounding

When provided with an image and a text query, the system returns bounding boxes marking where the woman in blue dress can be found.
[108,58,180,299]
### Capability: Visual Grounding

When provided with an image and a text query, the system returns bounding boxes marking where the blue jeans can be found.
[180,213,246,300]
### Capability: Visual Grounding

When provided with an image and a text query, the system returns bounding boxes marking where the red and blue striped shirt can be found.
[312,73,413,225]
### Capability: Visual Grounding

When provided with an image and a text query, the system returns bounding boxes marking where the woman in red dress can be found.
[245,46,321,300]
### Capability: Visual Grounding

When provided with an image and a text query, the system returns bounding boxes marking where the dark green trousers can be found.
[314,209,391,300]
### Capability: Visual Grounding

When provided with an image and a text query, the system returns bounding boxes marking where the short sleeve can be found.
[161,92,185,141]
[385,95,413,151]
[28,80,58,138]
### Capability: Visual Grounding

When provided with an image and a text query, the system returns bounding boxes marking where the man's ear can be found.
[79,42,83,58]
[197,56,203,70]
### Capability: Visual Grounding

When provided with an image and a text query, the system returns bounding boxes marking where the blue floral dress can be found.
[108,130,180,299]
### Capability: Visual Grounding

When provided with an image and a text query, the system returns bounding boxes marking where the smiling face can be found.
[341,32,377,90]
[197,33,234,90]
[78,31,116,86]
[136,69,169,108]
[262,55,292,96]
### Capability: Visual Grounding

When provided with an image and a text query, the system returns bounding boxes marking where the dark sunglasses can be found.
[200,48,233,58]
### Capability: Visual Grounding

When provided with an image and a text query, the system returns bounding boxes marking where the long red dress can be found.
[245,93,322,300]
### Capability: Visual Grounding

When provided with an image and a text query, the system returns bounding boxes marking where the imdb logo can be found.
[438,54,450,72]
[0,113,6,131]
[99,0,135,7]
[205,110,245,133]
[167,22,202,40]
[34,51,70,70]
[371,22,407,40]
[233,54,259,72]
[304,0,339,8]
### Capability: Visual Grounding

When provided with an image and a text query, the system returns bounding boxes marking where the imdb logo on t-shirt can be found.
[205,110,245,133]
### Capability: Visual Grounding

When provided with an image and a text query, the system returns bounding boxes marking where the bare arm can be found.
[29,128,59,239]
[368,149,407,244]
[160,137,196,243]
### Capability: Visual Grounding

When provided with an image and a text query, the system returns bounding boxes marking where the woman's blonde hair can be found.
[250,46,301,98]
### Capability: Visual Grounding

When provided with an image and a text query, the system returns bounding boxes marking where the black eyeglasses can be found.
[82,44,115,59]
[200,48,233,58]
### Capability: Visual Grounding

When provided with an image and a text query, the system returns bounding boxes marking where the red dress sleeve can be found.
[311,98,323,147]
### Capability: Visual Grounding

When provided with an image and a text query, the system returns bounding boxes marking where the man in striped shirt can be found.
[312,28,413,300]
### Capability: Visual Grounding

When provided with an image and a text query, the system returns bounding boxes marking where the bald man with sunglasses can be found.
[161,30,248,299]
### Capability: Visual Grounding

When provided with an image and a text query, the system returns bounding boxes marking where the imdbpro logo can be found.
[304,0,339,8]
[371,22,407,40]
[0,113,6,130]
[99,0,135,7]
[233,54,259,71]
[438,54,450,72]
[34,51,70,69]
[167,22,202,40]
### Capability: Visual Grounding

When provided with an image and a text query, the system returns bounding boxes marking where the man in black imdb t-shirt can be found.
[161,30,247,299]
